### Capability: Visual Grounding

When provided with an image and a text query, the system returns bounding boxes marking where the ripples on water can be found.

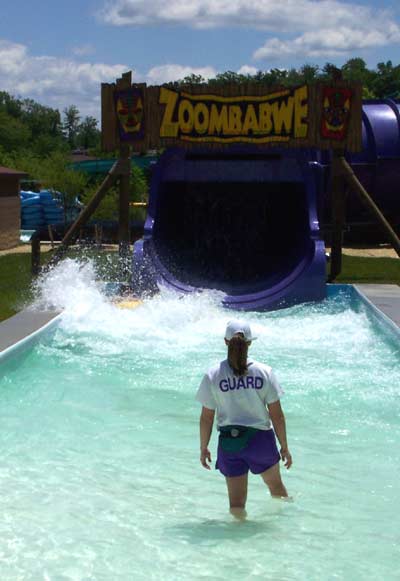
[0,259,399,580]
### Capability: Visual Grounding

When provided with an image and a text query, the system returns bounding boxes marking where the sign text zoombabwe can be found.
[159,86,308,144]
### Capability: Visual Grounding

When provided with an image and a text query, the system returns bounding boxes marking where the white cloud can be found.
[0,39,27,74]
[237,65,258,75]
[99,0,390,32]
[143,64,217,85]
[254,24,400,59]
[72,44,96,57]
[0,39,221,120]
[0,39,127,117]
[100,0,400,59]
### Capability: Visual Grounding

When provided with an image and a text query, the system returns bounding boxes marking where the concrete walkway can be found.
[325,246,399,259]
[0,243,120,256]
[356,284,400,329]
[4,243,398,260]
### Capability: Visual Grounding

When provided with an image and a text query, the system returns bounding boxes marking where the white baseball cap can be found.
[225,319,256,342]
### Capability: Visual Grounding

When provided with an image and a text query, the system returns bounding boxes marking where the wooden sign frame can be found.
[102,72,362,153]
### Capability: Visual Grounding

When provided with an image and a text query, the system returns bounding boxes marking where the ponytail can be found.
[227,335,249,377]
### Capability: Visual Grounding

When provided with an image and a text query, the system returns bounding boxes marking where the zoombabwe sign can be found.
[158,86,309,144]
[101,74,362,153]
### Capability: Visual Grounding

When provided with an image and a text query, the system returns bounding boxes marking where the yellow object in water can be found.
[115,298,143,309]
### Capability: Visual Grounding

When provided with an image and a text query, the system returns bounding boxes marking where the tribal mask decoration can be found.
[321,87,352,140]
[115,89,144,140]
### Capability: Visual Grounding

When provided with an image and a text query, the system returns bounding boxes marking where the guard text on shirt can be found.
[219,376,264,392]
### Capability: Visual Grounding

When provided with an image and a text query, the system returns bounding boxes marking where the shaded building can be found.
[0,166,27,250]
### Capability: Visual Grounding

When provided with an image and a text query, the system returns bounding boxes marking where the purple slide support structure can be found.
[133,147,327,311]
[132,100,400,311]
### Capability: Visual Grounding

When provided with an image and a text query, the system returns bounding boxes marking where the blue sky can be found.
[1,0,400,120]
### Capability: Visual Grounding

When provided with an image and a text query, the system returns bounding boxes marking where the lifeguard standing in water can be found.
[196,319,292,517]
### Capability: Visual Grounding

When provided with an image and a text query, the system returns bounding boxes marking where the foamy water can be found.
[1,259,399,580]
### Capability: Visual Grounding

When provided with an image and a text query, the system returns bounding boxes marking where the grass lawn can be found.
[0,251,399,323]
[0,248,121,323]
[0,253,34,322]
[335,255,400,284]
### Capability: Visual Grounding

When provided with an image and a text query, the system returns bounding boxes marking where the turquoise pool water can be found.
[1,260,399,580]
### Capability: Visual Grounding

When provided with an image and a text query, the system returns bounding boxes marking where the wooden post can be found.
[48,224,55,249]
[340,157,400,258]
[44,160,124,270]
[115,72,133,279]
[61,162,120,247]
[95,223,103,247]
[118,142,131,272]
[31,232,41,275]
[328,151,346,281]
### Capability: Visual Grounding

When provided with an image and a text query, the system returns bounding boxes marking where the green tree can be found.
[341,58,369,83]
[63,105,80,148]
[181,73,207,85]
[0,90,68,155]
[298,64,320,83]
[321,63,342,80]
[23,100,66,155]
[0,91,23,118]
[341,58,376,98]
[372,61,400,98]
[285,68,304,86]
[22,99,62,139]
[80,163,148,222]
[0,149,88,212]
[77,116,100,149]
[212,71,245,85]
[34,151,88,213]
[32,133,68,157]
[0,111,31,151]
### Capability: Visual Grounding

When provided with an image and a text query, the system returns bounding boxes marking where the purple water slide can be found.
[346,99,400,228]
[132,147,327,311]
[132,101,400,310]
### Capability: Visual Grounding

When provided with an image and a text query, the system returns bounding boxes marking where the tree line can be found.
[0,57,398,224]
[2,58,400,158]
[1,58,399,162]
[0,93,101,217]
[0,94,100,157]
[172,59,400,99]
[0,94,61,156]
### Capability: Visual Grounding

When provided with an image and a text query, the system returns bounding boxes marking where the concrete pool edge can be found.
[0,310,62,364]
[327,283,400,343]
[0,284,398,365]
[352,284,400,343]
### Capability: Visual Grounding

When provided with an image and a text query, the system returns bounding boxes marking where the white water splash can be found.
[33,259,103,315]
[28,258,390,374]
[31,259,227,344]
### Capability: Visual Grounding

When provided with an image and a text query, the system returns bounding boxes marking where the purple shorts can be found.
[216,429,280,477]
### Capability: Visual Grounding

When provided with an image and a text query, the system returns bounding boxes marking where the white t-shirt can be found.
[196,359,283,430]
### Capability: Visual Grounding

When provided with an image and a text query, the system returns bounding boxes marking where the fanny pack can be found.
[218,425,259,453]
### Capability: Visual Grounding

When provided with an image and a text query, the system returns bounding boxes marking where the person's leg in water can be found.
[225,473,248,519]
[260,462,288,498]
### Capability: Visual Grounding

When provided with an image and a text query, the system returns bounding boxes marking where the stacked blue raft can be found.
[21,190,64,230]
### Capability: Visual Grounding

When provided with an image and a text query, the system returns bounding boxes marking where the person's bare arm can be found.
[200,406,215,469]
[268,400,292,469]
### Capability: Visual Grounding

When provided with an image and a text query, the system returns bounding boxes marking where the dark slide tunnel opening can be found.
[154,181,310,295]
[134,148,327,310]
